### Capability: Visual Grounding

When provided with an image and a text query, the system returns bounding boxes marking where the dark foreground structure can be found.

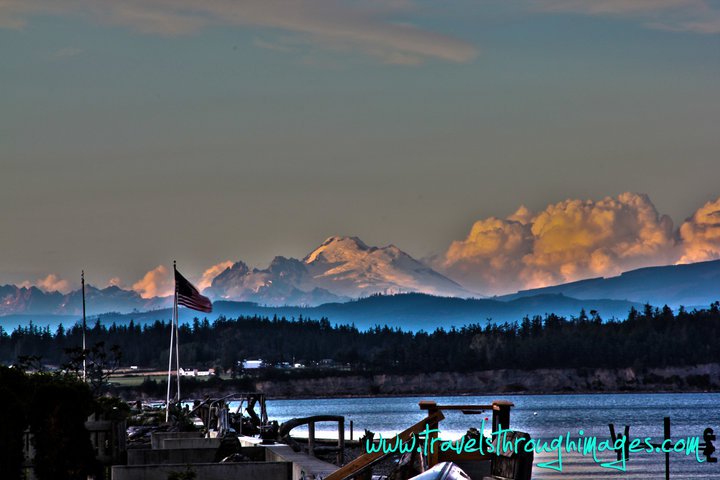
[15,385,530,480]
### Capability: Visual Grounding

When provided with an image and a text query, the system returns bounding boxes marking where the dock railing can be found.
[419,400,514,467]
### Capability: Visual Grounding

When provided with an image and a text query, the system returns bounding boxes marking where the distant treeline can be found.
[2,303,720,374]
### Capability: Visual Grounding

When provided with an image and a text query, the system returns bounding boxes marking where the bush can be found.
[0,367,97,480]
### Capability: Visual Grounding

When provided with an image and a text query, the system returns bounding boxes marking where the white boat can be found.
[410,462,472,480]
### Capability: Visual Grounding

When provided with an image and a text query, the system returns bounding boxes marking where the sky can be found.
[1,0,719,295]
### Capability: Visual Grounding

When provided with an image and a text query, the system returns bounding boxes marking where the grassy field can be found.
[109,372,227,386]
[109,374,165,386]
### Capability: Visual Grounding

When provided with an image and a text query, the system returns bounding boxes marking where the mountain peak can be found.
[200,236,466,305]
[304,236,372,264]
[297,236,468,298]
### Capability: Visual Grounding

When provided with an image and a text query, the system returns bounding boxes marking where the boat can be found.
[411,462,472,480]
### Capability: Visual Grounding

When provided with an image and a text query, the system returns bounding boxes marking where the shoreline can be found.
[260,388,720,401]
[116,363,720,401]
[123,389,720,403]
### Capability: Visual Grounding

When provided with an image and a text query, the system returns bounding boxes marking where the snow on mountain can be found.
[0,284,169,317]
[5,250,720,317]
[204,257,345,306]
[206,236,469,305]
[303,236,468,298]
[0,237,468,314]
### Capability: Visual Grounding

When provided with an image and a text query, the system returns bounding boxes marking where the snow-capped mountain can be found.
[0,284,170,317]
[206,236,469,304]
[203,256,346,306]
[5,250,720,319]
[0,236,467,315]
[303,236,468,298]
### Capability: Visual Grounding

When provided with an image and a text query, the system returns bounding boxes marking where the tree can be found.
[0,367,29,480]
[63,341,122,397]
[29,375,97,480]
[0,366,97,480]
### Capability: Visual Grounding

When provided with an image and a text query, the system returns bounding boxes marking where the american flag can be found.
[175,268,212,313]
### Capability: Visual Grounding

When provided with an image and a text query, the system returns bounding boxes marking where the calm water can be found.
[255,393,720,479]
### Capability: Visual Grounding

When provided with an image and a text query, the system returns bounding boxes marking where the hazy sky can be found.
[2,1,719,292]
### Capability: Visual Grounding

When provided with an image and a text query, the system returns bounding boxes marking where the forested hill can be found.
[2,292,641,332]
[3,303,719,379]
[500,258,720,307]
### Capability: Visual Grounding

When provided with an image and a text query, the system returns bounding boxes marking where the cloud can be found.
[443,213,535,294]
[536,0,720,34]
[0,0,477,64]
[440,192,681,294]
[198,260,233,292]
[107,276,123,288]
[677,197,720,263]
[132,265,173,299]
[20,274,73,294]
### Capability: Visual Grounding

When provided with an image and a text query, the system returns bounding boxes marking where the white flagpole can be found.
[81,270,86,382]
[174,264,181,401]
[165,262,176,422]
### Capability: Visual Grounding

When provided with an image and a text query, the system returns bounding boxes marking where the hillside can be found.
[500,259,720,307]
[3,292,640,332]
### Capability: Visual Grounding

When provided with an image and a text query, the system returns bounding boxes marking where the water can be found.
[254,393,720,479]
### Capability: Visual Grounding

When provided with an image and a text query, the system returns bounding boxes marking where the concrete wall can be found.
[128,446,267,465]
[160,437,222,450]
[265,444,338,480]
[112,462,291,480]
[127,448,217,465]
[150,431,203,449]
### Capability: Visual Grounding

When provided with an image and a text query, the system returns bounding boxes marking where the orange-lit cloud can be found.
[20,274,73,294]
[132,265,173,299]
[677,197,720,264]
[441,192,682,294]
[198,260,233,291]
[0,0,477,64]
[15,195,720,299]
[107,277,123,288]
[443,213,534,294]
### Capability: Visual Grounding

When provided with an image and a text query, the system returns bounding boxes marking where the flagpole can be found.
[174,261,181,402]
[165,262,211,422]
[165,262,176,422]
[82,270,86,382]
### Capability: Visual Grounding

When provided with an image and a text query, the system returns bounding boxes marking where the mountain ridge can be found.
[206,235,469,304]
[0,236,469,314]
[0,292,642,332]
[3,243,720,318]
[499,258,720,307]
